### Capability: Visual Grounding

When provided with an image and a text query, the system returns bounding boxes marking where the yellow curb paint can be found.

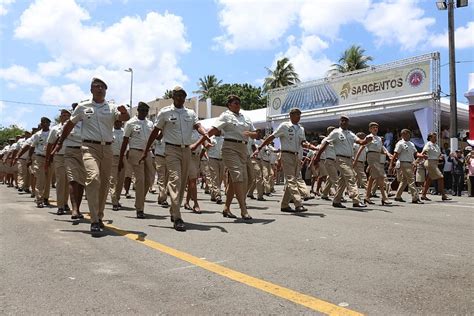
[99,220,364,316]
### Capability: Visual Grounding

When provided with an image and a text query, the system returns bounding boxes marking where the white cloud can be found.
[364,0,435,50]
[0,65,48,86]
[41,83,89,106]
[214,0,299,53]
[273,35,333,82]
[430,21,474,49]
[13,0,191,105]
[0,0,15,16]
[298,0,371,37]
[0,101,33,128]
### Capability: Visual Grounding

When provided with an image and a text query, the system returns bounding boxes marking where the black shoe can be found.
[216,198,223,205]
[43,199,50,206]
[340,198,348,203]
[321,196,331,201]
[56,208,65,215]
[112,205,119,211]
[420,196,431,201]
[371,194,379,198]
[295,206,308,212]
[332,203,346,208]
[364,199,375,205]
[64,205,71,212]
[247,195,256,200]
[174,218,186,231]
[353,202,367,208]
[223,211,237,218]
[118,203,122,208]
[204,190,211,195]
[136,211,145,219]
[30,193,35,198]
[98,219,105,229]
[210,197,217,202]
[90,222,101,233]
[257,197,266,201]
[125,193,132,199]
[24,189,30,193]
[242,214,253,220]
[265,193,273,197]
[303,195,315,201]
[18,188,23,192]
[441,195,452,201]
[412,199,424,204]
[394,197,406,202]
[36,202,44,208]
[281,206,295,212]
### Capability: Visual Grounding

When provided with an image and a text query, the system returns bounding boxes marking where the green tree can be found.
[263,57,300,92]
[207,83,267,110]
[196,75,223,100]
[329,45,373,74]
[0,125,24,146]
[162,89,173,99]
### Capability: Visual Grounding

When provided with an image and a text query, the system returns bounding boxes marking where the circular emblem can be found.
[272,97,282,110]
[406,68,426,88]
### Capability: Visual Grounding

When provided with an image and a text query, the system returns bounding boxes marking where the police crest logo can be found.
[406,68,426,88]
[340,83,351,100]
[272,97,281,110]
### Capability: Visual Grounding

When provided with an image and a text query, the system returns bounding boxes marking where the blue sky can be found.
[0,0,473,130]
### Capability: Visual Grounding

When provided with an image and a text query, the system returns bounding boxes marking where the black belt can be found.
[367,151,380,153]
[209,157,222,161]
[66,146,81,149]
[336,155,351,159]
[129,148,144,151]
[224,138,247,144]
[262,160,270,162]
[281,150,298,155]
[35,154,46,157]
[326,158,335,161]
[83,140,112,145]
[155,154,165,158]
[165,142,189,148]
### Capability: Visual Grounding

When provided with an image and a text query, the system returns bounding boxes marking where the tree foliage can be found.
[329,45,373,75]
[196,75,223,100]
[0,125,24,146]
[263,57,300,92]
[207,83,267,110]
[162,89,173,99]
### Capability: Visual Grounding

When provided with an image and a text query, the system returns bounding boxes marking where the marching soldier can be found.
[352,132,367,189]
[313,115,372,208]
[141,86,208,232]
[255,108,317,212]
[206,134,224,204]
[153,133,169,206]
[56,78,130,234]
[110,120,125,211]
[119,101,154,219]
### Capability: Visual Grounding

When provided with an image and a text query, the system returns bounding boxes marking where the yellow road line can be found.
[102,222,364,316]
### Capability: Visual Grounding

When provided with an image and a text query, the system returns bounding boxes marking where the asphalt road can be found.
[1,184,472,315]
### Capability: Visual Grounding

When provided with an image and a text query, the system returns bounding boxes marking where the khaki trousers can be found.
[17,158,30,190]
[53,155,69,208]
[245,157,254,196]
[109,155,125,205]
[354,161,367,189]
[396,162,419,201]
[165,145,191,220]
[128,149,155,211]
[81,143,113,223]
[321,159,338,197]
[281,152,303,208]
[208,157,224,199]
[248,158,264,198]
[334,156,360,204]
[261,160,272,194]
[32,155,52,203]
[154,155,168,203]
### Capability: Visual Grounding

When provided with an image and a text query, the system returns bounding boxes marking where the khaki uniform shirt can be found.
[325,128,359,157]
[71,99,121,143]
[112,128,124,156]
[124,116,154,150]
[207,136,224,159]
[395,140,417,162]
[47,124,65,155]
[353,143,366,162]
[422,141,441,160]
[272,121,306,153]
[366,134,383,153]
[155,105,198,145]
[154,139,166,156]
[213,110,255,142]
[31,130,50,156]
[63,122,82,147]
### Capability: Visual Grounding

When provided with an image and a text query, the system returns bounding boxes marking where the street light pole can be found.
[124,68,133,113]
[447,0,458,150]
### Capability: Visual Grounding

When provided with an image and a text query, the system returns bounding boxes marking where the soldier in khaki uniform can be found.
[314,115,372,208]
[421,132,451,201]
[57,78,130,234]
[352,132,367,189]
[389,129,425,204]
[248,133,266,201]
[110,120,125,211]
[45,109,71,215]
[12,131,32,193]
[16,117,52,208]
[255,108,317,213]
[141,86,207,232]
[206,134,224,204]
[120,101,155,218]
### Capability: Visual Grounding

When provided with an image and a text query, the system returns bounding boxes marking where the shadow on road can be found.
[149,222,229,233]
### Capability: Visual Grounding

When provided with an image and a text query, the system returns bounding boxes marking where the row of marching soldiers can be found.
[0,77,455,235]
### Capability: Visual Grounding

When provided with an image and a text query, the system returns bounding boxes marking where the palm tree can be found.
[196,75,223,100]
[329,45,373,75]
[263,57,300,92]
[162,89,173,99]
